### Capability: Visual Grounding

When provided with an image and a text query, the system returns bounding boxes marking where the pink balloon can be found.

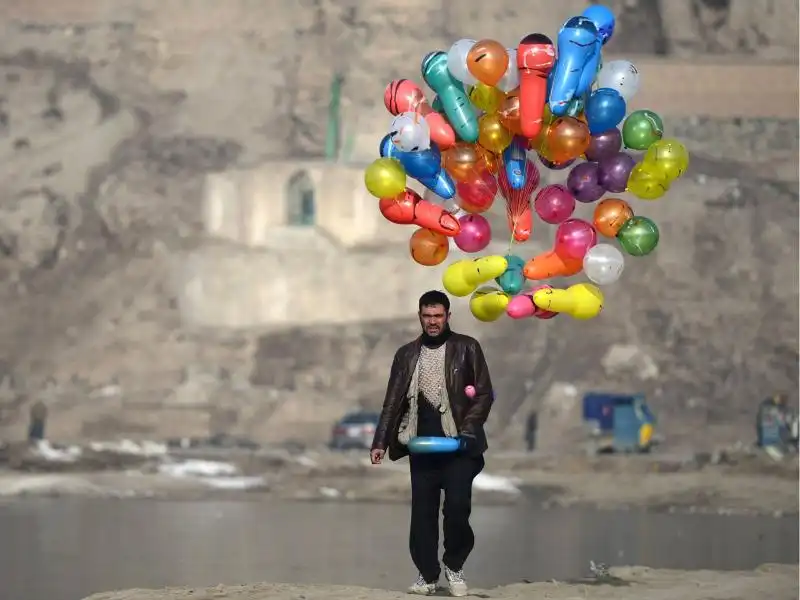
[506,284,557,320]
[464,385,476,398]
[454,214,491,253]
[534,184,576,225]
[554,218,597,260]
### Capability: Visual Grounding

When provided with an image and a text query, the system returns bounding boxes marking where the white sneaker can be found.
[408,573,437,595]
[444,566,468,597]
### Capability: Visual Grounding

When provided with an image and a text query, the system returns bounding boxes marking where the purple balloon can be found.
[567,161,605,203]
[454,214,491,253]
[598,151,636,193]
[585,128,622,162]
[554,218,598,260]
[534,184,576,224]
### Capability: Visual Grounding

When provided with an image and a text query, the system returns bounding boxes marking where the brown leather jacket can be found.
[371,332,494,461]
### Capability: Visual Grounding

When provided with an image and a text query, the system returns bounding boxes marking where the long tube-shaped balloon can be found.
[501,136,528,190]
[378,189,461,237]
[421,51,479,143]
[548,16,599,117]
[516,33,555,139]
[383,79,456,149]
[380,134,456,199]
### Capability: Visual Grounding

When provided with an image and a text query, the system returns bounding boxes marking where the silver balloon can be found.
[497,47,520,93]
[596,60,641,102]
[582,243,625,285]
[446,39,478,87]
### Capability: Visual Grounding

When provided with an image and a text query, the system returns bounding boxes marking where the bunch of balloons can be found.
[363,4,690,323]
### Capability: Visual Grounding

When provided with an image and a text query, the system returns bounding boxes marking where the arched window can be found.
[285,170,316,226]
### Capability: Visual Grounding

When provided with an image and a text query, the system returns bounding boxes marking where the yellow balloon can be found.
[642,138,689,181]
[467,82,504,114]
[469,286,510,322]
[442,256,509,297]
[532,283,604,320]
[627,163,669,201]
[364,157,406,198]
[442,260,476,297]
[465,255,508,285]
[478,113,513,154]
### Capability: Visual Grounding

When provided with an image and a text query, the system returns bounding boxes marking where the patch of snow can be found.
[158,459,238,478]
[33,440,82,463]
[0,474,100,496]
[473,473,521,494]
[89,439,168,456]
[319,486,341,498]
[296,455,318,467]
[201,476,268,491]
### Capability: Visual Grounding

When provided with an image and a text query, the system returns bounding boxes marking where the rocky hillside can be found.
[0,0,797,447]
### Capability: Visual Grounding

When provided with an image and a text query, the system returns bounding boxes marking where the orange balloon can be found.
[467,39,509,87]
[409,228,449,266]
[498,87,524,135]
[475,145,499,175]
[443,143,485,182]
[522,250,583,280]
[546,117,591,164]
[592,198,634,238]
[529,105,559,159]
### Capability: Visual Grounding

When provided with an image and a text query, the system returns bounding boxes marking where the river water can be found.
[1,498,796,600]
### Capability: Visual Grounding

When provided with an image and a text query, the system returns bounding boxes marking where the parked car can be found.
[329,411,380,450]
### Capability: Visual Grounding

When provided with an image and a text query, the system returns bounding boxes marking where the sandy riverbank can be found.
[81,564,798,600]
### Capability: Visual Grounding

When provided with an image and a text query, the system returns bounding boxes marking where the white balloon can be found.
[497,47,520,93]
[597,60,641,102]
[582,243,625,285]
[389,111,431,152]
[446,39,478,87]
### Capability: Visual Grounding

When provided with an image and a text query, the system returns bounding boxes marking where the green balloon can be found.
[622,110,664,151]
[617,216,660,257]
[431,94,443,113]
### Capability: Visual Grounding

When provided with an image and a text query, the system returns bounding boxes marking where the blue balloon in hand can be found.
[549,16,599,117]
[584,88,626,135]
[379,134,456,199]
[502,137,529,190]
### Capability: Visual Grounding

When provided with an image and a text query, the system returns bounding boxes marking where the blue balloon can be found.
[585,88,627,135]
[577,38,602,94]
[502,137,529,190]
[549,16,599,117]
[408,436,461,454]
[379,134,456,199]
[582,5,616,45]
[496,255,526,295]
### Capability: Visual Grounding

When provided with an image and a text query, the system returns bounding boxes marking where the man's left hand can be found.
[459,432,477,453]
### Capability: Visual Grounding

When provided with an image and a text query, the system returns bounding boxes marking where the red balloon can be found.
[455,168,498,214]
[517,33,555,139]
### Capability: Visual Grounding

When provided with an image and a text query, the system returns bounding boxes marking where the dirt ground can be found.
[82,564,798,600]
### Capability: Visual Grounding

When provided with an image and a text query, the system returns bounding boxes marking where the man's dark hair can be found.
[418,290,450,312]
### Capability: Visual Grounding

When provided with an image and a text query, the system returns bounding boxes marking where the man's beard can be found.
[421,322,451,348]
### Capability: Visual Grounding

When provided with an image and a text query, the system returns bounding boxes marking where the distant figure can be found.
[28,401,48,442]
[370,290,494,597]
[525,411,538,452]
[756,393,796,450]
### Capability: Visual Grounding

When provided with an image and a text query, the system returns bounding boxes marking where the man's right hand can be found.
[370,448,385,465]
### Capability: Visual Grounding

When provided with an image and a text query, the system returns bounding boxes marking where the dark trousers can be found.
[409,452,485,582]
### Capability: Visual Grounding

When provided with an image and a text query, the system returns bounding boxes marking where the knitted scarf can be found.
[397,342,459,444]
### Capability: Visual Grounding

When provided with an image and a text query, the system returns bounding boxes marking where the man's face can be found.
[419,304,449,336]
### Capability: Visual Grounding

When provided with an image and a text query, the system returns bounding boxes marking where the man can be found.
[525,410,538,453]
[370,290,494,597]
